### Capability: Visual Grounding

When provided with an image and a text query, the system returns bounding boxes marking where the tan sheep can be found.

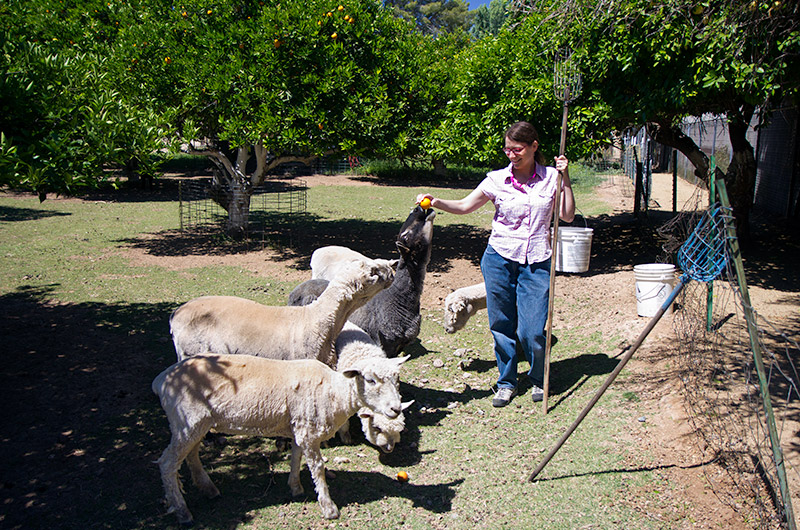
[170,258,395,366]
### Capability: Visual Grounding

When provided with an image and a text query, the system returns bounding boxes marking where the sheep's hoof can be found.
[198,484,220,499]
[320,503,340,519]
[175,508,194,527]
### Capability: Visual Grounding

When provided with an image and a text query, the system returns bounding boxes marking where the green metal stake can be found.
[716,177,796,530]
[706,156,716,332]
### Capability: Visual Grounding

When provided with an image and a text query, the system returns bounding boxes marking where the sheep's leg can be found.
[288,440,304,497]
[303,443,339,519]
[185,441,220,499]
[336,419,353,444]
[157,434,199,526]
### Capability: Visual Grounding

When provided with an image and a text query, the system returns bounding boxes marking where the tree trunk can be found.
[208,151,253,239]
[226,179,251,239]
[724,105,756,249]
[649,118,755,248]
[432,158,447,177]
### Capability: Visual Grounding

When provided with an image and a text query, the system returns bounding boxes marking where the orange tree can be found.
[0,0,170,199]
[116,0,439,236]
[427,14,596,168]
[513,0,800,244]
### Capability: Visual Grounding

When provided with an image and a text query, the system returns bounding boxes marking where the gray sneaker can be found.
[492,387,518,407]
[531,385,544,402]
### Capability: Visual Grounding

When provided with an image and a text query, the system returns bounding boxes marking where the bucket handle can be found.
[554,207,587,229]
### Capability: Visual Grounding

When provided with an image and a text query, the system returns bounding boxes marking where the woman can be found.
[417,121,575,407]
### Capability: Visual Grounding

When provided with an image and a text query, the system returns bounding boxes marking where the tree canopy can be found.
[469,0,510,39]
[2,0,798,240]
[511,0,799,241]
[384,0,472,35]
[1,0,170,199]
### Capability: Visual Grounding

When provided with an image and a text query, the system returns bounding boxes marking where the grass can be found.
[0,168,671,530]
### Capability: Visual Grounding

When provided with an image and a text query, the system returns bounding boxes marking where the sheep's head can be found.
[342,355,409,419]
[333,258,395,302]
[396,206,435,266]
[358,400,413,453]
[444,293,474,334]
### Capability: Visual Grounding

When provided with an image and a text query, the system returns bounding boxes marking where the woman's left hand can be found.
[554,155,569,173]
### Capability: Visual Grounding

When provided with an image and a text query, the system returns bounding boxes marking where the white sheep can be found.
[334,321,414,451]
[152,353,409,524]
[310,245,397,281]
[443,282,487,333]
[299,207,437,356]
[169,258,395,366]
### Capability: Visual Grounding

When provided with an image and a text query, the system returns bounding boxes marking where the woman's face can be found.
[504,137,538,172]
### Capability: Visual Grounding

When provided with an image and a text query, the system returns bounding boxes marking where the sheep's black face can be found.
[396,206,435,263]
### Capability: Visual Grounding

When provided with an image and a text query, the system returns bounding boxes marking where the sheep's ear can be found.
[466,302,474,313]
[358,410,374,419]
[401,400,415,411]
[342,368,360,379]
[388,259,399,271]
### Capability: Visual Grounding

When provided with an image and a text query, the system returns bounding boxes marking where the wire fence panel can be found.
[658,191,799,530]
[178,178,308,234]
[621,128,652,212]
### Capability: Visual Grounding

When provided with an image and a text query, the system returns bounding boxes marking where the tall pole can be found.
[543,88,568,413]
[716,178,796,530]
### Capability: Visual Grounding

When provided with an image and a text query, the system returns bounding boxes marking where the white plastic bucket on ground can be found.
[634,264,677,317]
[554,226,594,273]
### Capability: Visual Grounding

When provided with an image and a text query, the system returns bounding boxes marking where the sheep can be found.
[443,282,487,333]
[333,321,414,451]
[311,245,397,282]
[152,353,409,524]
[287,278,329,307]
[169,258,395,366]
[285,286,413,452]
[292,205,436,356]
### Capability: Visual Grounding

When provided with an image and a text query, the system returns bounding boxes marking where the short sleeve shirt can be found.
[477,162,560,265]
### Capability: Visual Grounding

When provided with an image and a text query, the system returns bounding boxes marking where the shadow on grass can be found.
[178,434,464,527]
[0,286,469,529]
[112,180,800,296]
[531,454,720,484]
[0,286,177,529]
[0,204,71,222]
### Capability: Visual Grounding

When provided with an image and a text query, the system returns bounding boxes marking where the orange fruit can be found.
[396,471,409,482]
[331,32,337,39]
[419,197,431,209]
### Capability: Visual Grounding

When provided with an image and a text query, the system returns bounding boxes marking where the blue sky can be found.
[468,0,492,10]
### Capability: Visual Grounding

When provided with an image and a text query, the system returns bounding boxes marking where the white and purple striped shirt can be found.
[477,162,561,265]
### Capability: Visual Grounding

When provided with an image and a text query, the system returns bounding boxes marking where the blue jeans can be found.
[480,245,550,390]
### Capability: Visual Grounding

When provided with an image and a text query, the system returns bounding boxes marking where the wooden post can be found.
[672,149,678,213]
[634,161,643,218]
[543,91,569,414]
[706,157,716,331]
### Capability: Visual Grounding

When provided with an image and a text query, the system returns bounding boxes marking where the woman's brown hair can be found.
[505,121,545,165]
